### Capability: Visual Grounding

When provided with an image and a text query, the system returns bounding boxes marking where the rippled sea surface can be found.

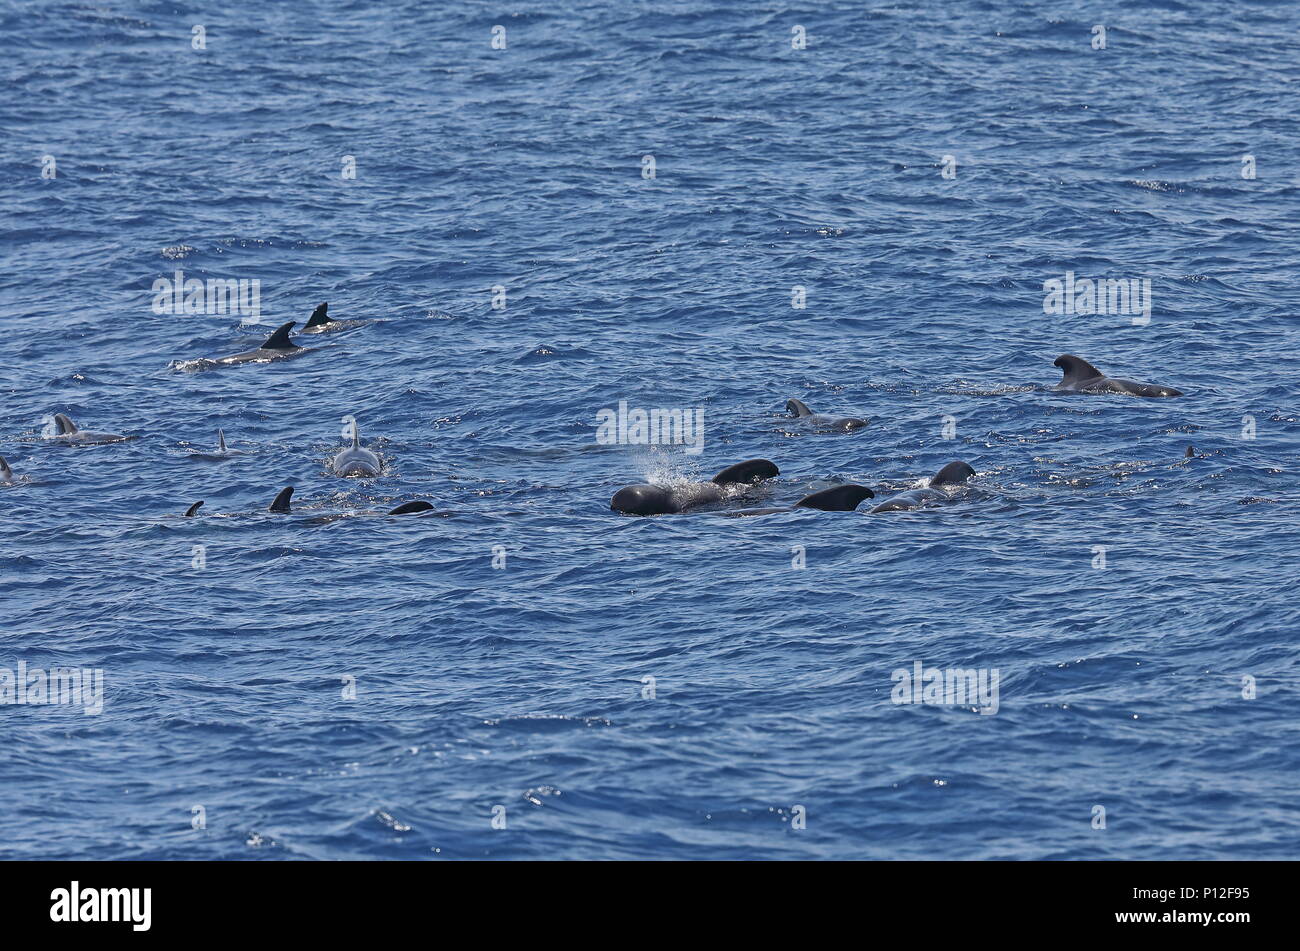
[2,1,1298,860]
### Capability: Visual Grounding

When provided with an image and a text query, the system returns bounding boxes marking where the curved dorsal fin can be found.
[184,501,204,517]
[794,484,875,511]
[930,461,975,486]
[388,500,434,515]
[305,302,331,328]
[53,413,78,434]
[260,321,298,350]
[786,398,814,418]
[218,429,227,453]
[1054,354,1103,385]
[269,486,294,513]
[0,455,13,481]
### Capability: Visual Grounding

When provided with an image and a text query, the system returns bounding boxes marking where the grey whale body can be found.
[870,461,976,513]
[300,301,371,335]
[331,422,383,477]
[44,413,129,445]
[212,321,309,365]
[786,399,868,432]
[1053,354,1181,398]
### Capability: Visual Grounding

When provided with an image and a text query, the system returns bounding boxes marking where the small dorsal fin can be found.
[305,302,331,328]
[351,421,360,449]
[53,413,78,434]
[930,461,975,486]
[260,321,298,350]
[218,429,227,453]
[184,501,204,517]
[786,398,814,418]
[269,486,294,513]
[1185,445,1196,458]
[388,500,434,515]
[1053,354,1103,385]
[0,455,13,481]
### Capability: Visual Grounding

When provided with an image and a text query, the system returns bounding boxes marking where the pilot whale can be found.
[185,489,427,517]
[188,429,245,461]
[870,461,977,513]
[216,430,238,455]
[269,486,295,513]
[725,483,877,516]
[43,414,130,445]
[268,486,428,516]
[332,423,382,477]
[794,484,876,511]
[611,459,779,515]
[785,399,869,432]
[212,321,309,365]
[1052,354,1182,398]
[300,302,371,335]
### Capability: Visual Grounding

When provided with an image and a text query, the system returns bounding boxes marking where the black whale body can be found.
[611,459,779,515]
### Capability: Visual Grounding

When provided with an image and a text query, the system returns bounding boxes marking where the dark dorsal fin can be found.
[350,420,360,449]
[218,429,227,453]
[269,486,294,513]
[0,455,13,480]
[1054,354,1103,385]
[712,459,779,485]
[930,461,975,486]
[794,484,875,511]
[260,321,299,350]
[388,500,434,515]
[53,413,78,434]
[1185,445,1196,458]
[786,398,814,418]
[184,501,204,517]
[305,302,331,328]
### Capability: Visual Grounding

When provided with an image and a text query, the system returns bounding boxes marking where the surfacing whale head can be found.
[929,461,976,487]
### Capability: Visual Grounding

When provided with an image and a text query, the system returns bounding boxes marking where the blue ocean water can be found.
[1,0,1298,860]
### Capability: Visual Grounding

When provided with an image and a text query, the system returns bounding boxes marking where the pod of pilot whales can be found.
[608,353,1187,516]
[0,304,1190,521]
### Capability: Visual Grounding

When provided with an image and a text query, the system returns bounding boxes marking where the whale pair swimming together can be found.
[195,302,370,367]
[180,421,400,516]
[187,422,384,475]
[789,354,1181,413]
[610,459,978,516]
[184,486,432,518]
